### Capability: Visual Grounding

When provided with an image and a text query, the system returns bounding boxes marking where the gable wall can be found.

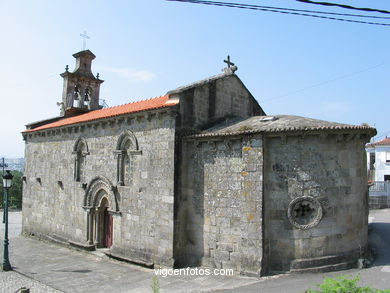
[178,75,265,130]
[22,112,176,266]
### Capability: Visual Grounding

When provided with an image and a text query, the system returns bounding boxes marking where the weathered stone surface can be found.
[23,112,176,267]
[262,134,370,273]
[175,135,263,275]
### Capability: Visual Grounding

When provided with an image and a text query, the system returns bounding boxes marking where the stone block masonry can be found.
[175,135,263,276]
[263,134,369,273]
[22,110,176,267]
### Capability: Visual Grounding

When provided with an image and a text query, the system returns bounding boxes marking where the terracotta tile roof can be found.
[25,95,177,133]
[367,137,390,147]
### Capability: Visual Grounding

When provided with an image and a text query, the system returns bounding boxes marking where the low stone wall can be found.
[369,196,390,209]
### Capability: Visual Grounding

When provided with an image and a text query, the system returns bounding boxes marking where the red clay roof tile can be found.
[25,95,177,133]
[367,137,390,147]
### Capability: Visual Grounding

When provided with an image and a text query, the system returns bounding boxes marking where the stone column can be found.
[74,155,79,181]
[87,209,94,244]
[94,208,100,246]
[114,150,125,186]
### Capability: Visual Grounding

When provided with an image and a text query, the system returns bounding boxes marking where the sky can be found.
[0,0,389,158]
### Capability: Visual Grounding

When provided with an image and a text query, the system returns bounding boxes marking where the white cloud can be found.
[96,66,156,82]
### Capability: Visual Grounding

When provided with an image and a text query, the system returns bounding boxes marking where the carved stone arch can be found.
[115,130,138,151]
[114,130,140,186]
[84,176,119,248]
[73,136,89,182]
[73,136,89,153]
[84,176,119,212]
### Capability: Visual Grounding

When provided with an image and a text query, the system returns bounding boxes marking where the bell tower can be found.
[60,50,104,117]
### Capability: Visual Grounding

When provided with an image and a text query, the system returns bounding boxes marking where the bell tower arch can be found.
[60,50,104,117]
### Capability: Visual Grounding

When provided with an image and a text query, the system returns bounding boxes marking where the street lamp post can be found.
[0,158,8,224]
[2,170,13,271]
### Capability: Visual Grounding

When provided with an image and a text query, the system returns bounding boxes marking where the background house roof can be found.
[367,137,390,148]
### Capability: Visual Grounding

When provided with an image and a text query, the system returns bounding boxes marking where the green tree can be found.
[0,170,23,209]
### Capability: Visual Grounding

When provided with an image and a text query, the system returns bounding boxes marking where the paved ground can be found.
[219,209,390,293]
[0,209,390,293]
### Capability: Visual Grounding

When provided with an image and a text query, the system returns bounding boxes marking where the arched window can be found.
[114,130,140,186]
[73,137,89,182]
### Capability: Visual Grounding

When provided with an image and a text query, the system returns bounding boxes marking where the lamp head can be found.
[2,170,13,188]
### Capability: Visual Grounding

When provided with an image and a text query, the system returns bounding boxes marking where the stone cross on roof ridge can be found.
[224,55,234,68]
[223,55,238,74]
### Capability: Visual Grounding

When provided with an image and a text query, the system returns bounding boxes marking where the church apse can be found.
[263,133,371,274]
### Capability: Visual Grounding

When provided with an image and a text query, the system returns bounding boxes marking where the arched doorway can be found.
[83,176,120,249]
[96,196,113,248]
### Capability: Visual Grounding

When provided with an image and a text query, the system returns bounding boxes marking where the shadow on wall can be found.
[368,222,390,266]
[174,143,205,268]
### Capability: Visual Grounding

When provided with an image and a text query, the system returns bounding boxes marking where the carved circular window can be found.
[287,196,323,229]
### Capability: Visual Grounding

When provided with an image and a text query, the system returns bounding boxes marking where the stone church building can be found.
[22,50,376,276]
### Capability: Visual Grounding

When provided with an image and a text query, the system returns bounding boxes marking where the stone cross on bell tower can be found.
[60,50,104,117]
[80,30,90,50]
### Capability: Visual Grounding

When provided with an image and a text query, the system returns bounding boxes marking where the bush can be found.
[306,275,390,293]
[151,276,160,293]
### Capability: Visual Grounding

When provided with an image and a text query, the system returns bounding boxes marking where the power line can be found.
[295,0,390,14]
[262,60,390,103]
[231,0,390,19]
[373,130,390,140]
[167,0,390,26]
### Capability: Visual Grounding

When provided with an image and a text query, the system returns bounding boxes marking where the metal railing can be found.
[369,181,390,196]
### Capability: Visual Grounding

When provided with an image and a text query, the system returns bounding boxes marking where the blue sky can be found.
[0,0,389,157]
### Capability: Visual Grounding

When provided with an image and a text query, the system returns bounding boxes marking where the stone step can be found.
[290,262,355,274]
[290,254,351,269]
[90,249,110,259]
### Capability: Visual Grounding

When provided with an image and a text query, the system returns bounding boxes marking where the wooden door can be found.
[104,209,113,248]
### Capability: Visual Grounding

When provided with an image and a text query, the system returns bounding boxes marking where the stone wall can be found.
[22,111,176,266]
[263,134,368,273]
[175,135,263,276]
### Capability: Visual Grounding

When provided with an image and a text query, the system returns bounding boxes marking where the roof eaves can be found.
[23,101,178,134]
[185,125,377,139]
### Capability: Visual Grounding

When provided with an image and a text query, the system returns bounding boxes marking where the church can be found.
[22,50,376,276]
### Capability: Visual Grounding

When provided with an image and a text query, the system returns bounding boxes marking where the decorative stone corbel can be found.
[208,141,216,151]
[336,133,344,142]
[280,134,287,145]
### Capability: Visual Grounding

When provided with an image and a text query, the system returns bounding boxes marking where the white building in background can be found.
[366,137,390,182]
